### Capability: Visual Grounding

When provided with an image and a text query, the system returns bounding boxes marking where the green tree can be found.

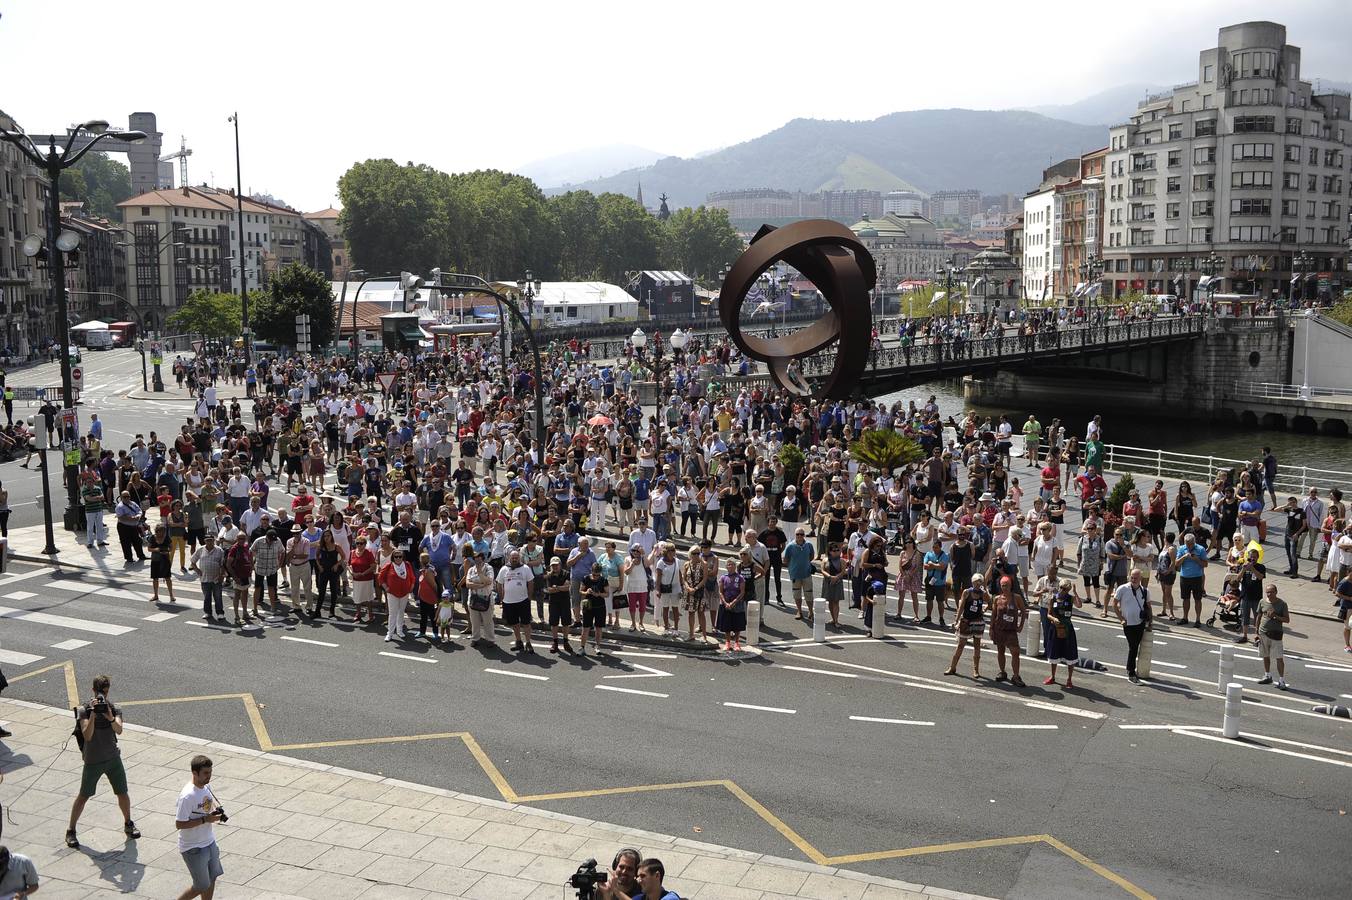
[847,429,925,475]
[660,206,743,281]
[60,152,132,220]
[595,192,660,284]
[168,290,242,340]
[251,264,335,349]
[338,159,450,275]
[454,170,558,279]
[549,190,603,280]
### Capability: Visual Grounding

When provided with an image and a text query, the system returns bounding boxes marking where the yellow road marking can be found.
[5,661,1152,898]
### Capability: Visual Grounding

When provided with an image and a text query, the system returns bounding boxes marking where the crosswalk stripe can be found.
[0,649,44,665]
[52,639,92,650]
[0,605,136,635]
[46,580,155,603]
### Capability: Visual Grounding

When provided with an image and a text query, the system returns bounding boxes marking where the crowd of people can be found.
[57,326,1348,680]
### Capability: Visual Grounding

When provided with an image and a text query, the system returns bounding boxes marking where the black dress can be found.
[147,535,172,580]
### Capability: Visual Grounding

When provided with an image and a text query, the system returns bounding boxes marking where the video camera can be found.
[567,858,607,899]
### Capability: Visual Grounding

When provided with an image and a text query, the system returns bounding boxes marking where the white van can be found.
[85,329,113,350]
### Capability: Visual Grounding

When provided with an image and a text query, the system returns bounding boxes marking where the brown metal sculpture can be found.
[718,219,876,399]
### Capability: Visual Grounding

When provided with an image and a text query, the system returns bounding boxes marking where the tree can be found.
[60,152,132,220]
[595,193,660,284]
[549,191,603,280]
[338,159,450,275]
[168,290,242,341]
[251,264,335,349]
[847,429,925,475]
[660,206,742,282]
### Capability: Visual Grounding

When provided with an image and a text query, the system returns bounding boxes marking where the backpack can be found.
[71,705,86,752]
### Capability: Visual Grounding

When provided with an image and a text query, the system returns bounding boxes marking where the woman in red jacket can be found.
[414,551,440,640]
[378,549,416,641]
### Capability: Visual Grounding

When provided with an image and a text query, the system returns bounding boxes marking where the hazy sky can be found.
[2,0,1348,212]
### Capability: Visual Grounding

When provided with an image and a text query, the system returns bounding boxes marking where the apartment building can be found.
[849,212,952,282]
[0,108,51,354]
[303,207,347,280]
[1103,21,1350,300]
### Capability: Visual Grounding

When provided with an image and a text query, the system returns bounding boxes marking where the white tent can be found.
[70,320,111,332]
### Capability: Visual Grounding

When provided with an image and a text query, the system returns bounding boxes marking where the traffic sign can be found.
[13,387,41,401]
[71,366,83,390]
[376,372,398,393]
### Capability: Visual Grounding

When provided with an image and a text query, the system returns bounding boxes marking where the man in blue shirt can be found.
[1174,532,1209,627]
[922,539,950,628]
[783,527,816,620]
[566,534,597,624]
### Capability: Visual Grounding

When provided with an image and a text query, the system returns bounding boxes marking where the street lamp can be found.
[227,112,251,364]
[1199,252,1225,307]
[1292,250,1314,307]
[934,258,956,318]
[1,118,147,553]
[1299,308,1313,400]
[515,270,542,324]
[630,326,686,454]
[1079,253,1104,316]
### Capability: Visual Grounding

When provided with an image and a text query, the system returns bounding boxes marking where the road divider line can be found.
[986,723,1058,730]
[1169,727,1352,768]
[903,681,966,695]
[1150,661,1187,669]
[723,702,795,715]
[280,635,339,648]
[1118,724,1188,730]
[484,667,547,680]
[51,639,91,650]
[0,649,43,665]
[379,651,436,664]
[1305,664,1352,672]
[595,685,669,698]
[143,612,179,623]
[781,665,858,678]
[612,651,678,659]
[849,716,934,726]
[1023,700,1106,720]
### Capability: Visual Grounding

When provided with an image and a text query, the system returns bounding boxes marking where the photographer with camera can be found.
[583,852,677,900]
[65,674,140,849]
[0,845,40,899]
[175,755,225,900]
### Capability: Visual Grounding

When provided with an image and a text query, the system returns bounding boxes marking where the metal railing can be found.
[1231,381,1352,402]
[800,316,1206,377]
[1101,442,1352,497]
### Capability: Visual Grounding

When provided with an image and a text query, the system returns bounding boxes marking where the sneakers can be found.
[1277,679,1288,690]
[1257,674,1274,685]
[124,821,141,838]
[65,830,80,848]
[1128,673,1141,684]
[0,725,11,738]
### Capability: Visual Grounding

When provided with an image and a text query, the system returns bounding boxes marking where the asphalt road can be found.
[2,558,1349,899]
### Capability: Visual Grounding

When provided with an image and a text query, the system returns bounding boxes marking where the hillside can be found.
[545,109,1107,208]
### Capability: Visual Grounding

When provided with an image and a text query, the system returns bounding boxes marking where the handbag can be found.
[468,592,491,611]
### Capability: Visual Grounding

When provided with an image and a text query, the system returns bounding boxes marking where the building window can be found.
[1168,150,1181,167]
[1230,198,1271,216]
[1166,202,1180,219]
[1282,199,1299,216]
[1231,142,1273,161]
[1283,172,1301,189]
[1231,170,1273,188]
[1195,119,1216,137]
[1286,118,1303,135]
[1204,64,1214,83]
[1192,174,1215,191]
[1165,228,1179,244]
[1167,177,1181,193]
[1168,124,1183,141]
[1192,200,1214,216]
[1192,146,1215,164]
[1228,225,1270,242]
[1233,116,1275,133]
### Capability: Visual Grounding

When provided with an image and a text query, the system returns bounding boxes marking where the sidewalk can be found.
[0,698,988,900]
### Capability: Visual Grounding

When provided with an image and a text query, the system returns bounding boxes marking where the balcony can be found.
[1131,163,1157,172]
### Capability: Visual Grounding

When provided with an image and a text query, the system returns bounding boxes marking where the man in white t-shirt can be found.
[175,754,224,899]
[496,549,536,653]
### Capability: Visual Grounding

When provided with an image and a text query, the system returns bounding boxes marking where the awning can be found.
[395,320,423,342]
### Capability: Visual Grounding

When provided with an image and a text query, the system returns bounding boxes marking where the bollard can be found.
[1027,610,1043,657]
[1218,644,1235,693]
[813,598,827,642]
[1223,681,1243,738]
[1137,630,1153,679]
[871,597,885,639]
[0,536,7,573]
[745,600,761,647]
[1311,704,1351,719]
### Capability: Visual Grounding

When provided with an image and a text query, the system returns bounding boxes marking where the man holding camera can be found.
[0,845,40,898]
[597,855,677,899]
[65,674,140,849]
[175,755,224,900]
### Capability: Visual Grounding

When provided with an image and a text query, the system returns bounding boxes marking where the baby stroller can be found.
[1205,577,1243,628]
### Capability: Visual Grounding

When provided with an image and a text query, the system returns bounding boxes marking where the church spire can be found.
[636,176,644,210]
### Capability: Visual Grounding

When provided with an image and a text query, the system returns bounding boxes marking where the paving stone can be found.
[309,846,385,877]
[461,872,537,900]
[463,844,536,877]
[362,828,436,859]
[359,853,433,886]
[797,872,869,900]
[464,820,536,851]
[315,819,390,851]
[407,863,485,894]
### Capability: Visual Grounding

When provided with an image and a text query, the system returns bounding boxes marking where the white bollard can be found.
[1218,644,1235,693]
[871,597,885,639]
[813,598,827,642]
[1223,681,1243,739]
[1027,610,1043,657]
[745,600,761,647]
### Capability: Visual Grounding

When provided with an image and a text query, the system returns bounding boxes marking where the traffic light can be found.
[400,271,425,312]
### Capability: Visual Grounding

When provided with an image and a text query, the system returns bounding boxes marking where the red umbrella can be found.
[587,414,613,426]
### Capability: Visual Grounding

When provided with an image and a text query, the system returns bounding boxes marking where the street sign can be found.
[376,372,398,393]
[296,313,312,354]
[71,366,83,390]
[13,387,42,401]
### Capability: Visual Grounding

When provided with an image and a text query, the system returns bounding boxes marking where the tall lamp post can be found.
[1292,250,1314,307]
[1200,252,1225,308]
[515,270,542,325]
[1079,253,1104,316]
[630,326,686,453]
[1,119,147,551]
[227,113,250,364]
[934,258,956,318]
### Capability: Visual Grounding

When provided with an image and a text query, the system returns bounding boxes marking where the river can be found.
[877,379,1352,475]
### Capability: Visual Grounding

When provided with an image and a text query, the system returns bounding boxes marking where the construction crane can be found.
[158,135,192,188]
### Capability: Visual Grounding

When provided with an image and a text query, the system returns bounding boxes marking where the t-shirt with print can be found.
[176,782,218,851]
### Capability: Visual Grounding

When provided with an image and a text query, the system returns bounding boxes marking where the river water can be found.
[877,379,1352,475]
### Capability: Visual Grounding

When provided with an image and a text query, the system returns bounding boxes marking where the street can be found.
[2,553,1349,899]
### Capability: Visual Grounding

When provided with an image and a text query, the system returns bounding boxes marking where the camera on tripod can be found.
[567,858,608,899]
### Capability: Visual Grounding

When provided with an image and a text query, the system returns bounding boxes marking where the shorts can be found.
[1258,634,1283,661]
[253,572,278,590]
[1156,571,1176,586]
[654,589,678,613]
[1081,574,1100,588]
[1180,575,1205,602]
[502,601,532,626]
[548,598,573,627]
[628,591,649,613]
[989,627,1020,651]
[181,842,224,893]
[1104,572,1126,590]
[79,757,129,797]
[580,602,606,629]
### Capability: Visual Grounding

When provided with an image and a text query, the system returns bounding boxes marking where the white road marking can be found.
[781,665,858,679]
[379,651,436,664]
[595,685,669,698]
[143,612,178,622]
[1304,664,1352,672]
[280,635,339,647]
[4,591,36,600]
[603,662,673,680]
[1170,728,1352,769]
[1115,635,1168,645]
[612,651,678,659]
[849,716,934,726]
[46,581,157,603]
[723,701,796,715]
[986,723,1058,730]
[904,681,967,695]
[1118,724,1189,730]
[1342,694,1352,700]
[0,568,79,587]
[1150,661,1188,669]
[51,639,91,650]
[185,620,239,630]
[1208,649,1262,662]
[1023,700,1107,720]
[483,667,547,680]
[0,606,136,635]
[0,649,43,665]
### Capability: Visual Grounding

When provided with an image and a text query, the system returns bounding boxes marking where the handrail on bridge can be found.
[1100,441,1351,497]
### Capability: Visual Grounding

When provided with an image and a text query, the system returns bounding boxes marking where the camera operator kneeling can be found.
[598,856,678,900]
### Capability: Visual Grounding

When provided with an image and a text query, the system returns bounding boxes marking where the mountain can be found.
[1023,84,1163,126]
[516,144,669,189]
[547,109,1107,209]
